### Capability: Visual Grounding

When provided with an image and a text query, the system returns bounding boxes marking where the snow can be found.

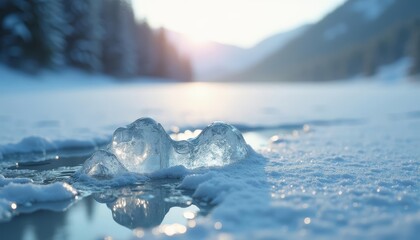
[0,174,32,187]
[150,115,419,239]
[178,172,215,190]
[149,165,190,179]
[1,65,420,238]
[3,79,418,161]
[0,182,77,204]
[0,182,78,222]
[351,0,394,21]
[0,136,107,161]
[374,57,412,83]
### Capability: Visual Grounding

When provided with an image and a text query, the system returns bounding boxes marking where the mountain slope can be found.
[226,25,309,75]
[238,0,420,82]
[167,26,308,81]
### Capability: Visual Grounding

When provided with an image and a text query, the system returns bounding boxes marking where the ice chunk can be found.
[173,122,249,168]
[80,118,250,175]
[81,150,127,179]
[110,118,172,173]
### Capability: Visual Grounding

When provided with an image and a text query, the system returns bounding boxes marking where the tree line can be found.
[0,0,192,82]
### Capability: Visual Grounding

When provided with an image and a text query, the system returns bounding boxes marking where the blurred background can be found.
[1,0,420,83]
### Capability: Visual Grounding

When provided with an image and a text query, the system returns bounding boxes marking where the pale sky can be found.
[133,0,346,48]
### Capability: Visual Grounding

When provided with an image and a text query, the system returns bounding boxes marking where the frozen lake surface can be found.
[0,81,419,239]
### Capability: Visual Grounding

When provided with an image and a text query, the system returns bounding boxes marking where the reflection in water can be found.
[0,181,211,240]
[94,182,202,229]
[0,209,67,240]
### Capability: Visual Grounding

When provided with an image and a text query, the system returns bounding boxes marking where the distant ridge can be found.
[235,0,420,82]
[167,25,309,81]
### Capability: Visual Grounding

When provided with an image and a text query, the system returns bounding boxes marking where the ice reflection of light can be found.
[304,217,311,224]
[10,203,17,210]
[187,220,196,228]
[214,221,222,230]
[243,132,268,150]
[171,129,202,141]
[183,211,195,220]
[170,126,180,134]
[62,182,78,196]
[185,82,213,107]
[159,223,187,236]
[133,228,144,238]
[161,205,199,226]
[167,82,232,123]
[303,124,311,132]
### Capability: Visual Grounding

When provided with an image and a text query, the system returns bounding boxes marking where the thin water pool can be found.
[0,152,213,240]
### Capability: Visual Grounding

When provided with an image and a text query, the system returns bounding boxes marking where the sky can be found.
[133,0,347,48]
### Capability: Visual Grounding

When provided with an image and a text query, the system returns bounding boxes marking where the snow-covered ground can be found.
[0,66,420,239]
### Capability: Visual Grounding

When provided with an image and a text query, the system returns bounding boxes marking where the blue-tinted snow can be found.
[0,181,78,222]
[0,66,420,239]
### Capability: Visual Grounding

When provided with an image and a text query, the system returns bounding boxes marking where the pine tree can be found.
[0,0,31,67]
[136,22,155,76]
[408,22,420,75]
[101,0,138,78]
[0,0,66,71]
[153,28,169,78]
[64,0,103,72]
[180,56,193,82]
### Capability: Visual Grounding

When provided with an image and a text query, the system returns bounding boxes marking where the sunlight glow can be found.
[133,0,346,47]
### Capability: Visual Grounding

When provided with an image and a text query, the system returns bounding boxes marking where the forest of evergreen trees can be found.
[293,18,420,81]
[0,0,192,82]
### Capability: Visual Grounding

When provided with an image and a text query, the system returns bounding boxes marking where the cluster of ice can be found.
[81,118,249,178]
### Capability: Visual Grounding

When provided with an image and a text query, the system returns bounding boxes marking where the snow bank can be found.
[148,165,190,179]
[374,57,412,83]
[0,182,77,204]
[0,175,32,187]
[0,136,109,161]
[0,181,78,221]
[178,152,266,205]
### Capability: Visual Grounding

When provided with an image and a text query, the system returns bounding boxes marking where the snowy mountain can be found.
[236,0,420,82]
[167,26,308,81]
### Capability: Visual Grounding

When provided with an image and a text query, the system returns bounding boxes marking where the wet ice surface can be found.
[0,83,420,239]
[0,180,211,240]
